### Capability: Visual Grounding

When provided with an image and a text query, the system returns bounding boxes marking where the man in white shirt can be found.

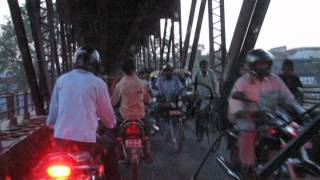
[193,60,219,98]
[193,60,220,141]
[47,47,116,152]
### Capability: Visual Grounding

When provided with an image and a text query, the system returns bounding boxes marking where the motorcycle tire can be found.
[131,162,139,180]
[173,119,184,154]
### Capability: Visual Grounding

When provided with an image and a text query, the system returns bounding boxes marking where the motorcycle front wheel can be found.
[172,118,184,154]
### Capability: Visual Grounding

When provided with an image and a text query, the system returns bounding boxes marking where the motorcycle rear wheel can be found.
[131,162,139,180]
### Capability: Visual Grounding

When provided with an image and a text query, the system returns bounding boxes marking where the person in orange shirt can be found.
[111,57,152,161]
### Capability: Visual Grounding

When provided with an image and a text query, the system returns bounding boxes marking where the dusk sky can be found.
[1,0,320,53]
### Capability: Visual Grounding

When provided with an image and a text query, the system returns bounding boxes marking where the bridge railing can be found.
[0,91,34,126]
[301,84,320,109]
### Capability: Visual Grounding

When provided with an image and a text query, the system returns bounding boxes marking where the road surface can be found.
[118,120,232,180]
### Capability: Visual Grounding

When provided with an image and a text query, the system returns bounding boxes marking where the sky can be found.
[1,0,320,53]
[180,0,320,52]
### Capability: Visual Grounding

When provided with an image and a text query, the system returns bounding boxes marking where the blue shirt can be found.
[47,69,116,143]
[156,75,183,98]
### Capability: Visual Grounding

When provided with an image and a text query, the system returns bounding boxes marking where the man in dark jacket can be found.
[279,59,303,103]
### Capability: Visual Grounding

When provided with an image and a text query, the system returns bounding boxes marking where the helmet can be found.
[162,63,174,71]
[245,49,274,77]
[73,47,101,74]
[246,49,274,67]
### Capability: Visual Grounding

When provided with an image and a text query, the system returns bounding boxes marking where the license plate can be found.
[169,110,182,116]
[125,139,142,148]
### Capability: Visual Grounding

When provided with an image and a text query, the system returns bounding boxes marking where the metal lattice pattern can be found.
[208,0,226,79]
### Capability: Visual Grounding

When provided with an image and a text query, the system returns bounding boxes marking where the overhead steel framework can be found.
[7,0,229,111]
[221,0,271,98]
[7,0,275,117]
[7,0,183,113]
[181,0,227,75]
[208,0,227,78]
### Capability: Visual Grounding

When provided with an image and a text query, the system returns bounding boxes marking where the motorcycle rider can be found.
[156,63,183,98]
[47,46,116,154]
[46,47,120,179]
[155,63,183,140]
[111,57,153,161]
[228,49,305,177]
[279,59,304,103]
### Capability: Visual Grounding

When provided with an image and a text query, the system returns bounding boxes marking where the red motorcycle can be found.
[32,143,106,180]
[31,122,118,180]
[217,92,320,179]
[116,119,149,180]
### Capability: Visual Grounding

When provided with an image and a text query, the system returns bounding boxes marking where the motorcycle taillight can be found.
[44,153,75,178]
[268,128,277,135]
[47,164,71,178]
[126,124,141,136]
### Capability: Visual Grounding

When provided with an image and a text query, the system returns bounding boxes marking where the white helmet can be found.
[73,47,101,74]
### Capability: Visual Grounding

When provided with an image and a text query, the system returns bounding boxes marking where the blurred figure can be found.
[228,49,305,178]
[111,57,152,161]
[279,59,303,103]
[193,60,220,96]
[47,47,116,147]
[156,63,183,98]
[46,47,117,178]
[193,60,219,141]
[239,63,249,76]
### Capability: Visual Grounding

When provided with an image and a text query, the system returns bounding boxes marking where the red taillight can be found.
[292,131,299,138]
[47,165,71,178]
[126,124,140,136]
[98,165,105,176]
[268,128,277,135]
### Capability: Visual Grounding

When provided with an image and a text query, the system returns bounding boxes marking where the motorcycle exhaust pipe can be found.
[216,156,241,180]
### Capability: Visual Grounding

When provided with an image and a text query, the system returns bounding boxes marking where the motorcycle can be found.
[156,95,185,153]
[32,138,106,180]
[145,98,160,135]
[115,119,150,180]
[217,92,320,179]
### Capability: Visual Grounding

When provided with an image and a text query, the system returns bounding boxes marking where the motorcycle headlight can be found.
[152,97,157,103]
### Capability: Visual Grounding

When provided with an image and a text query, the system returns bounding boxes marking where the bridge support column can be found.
[188,0,207,73]
[7,94,17,126]
[171,20,176,67]
[23,92,31,120]
[160,19,168,69]
[181,0,197,69]
[166,20,174,64]
[178,0,183,68]
[7,0,45,115]
[150,36,157,69]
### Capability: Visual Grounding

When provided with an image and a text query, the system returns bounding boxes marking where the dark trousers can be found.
[53,138,97,154]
